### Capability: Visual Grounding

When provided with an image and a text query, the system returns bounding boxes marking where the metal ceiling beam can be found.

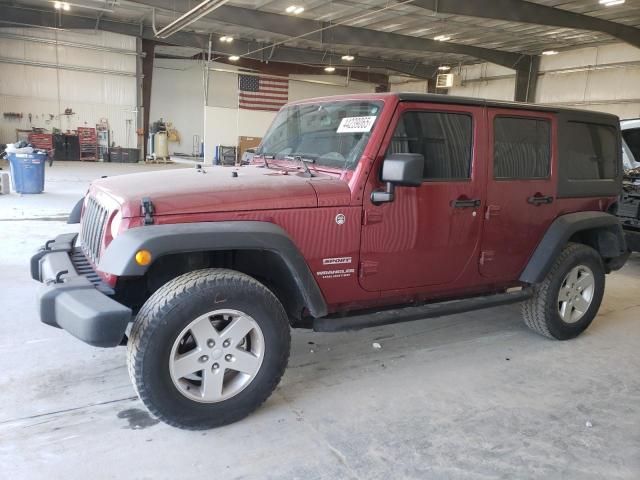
[126,0,530,69]
[514,55,539,102]
[411,0,640,49]
[0,5,436,78]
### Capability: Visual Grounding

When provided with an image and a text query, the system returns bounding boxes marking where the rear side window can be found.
[493,117,551,179]
[622,128,640,167]
[566,122,617,180]
[389,111,472,180]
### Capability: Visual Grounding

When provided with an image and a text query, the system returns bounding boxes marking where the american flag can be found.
[238,74,289,112]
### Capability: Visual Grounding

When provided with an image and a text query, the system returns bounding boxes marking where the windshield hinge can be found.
[141,197,155,225]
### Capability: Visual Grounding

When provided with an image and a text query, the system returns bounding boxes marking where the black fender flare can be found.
[98,221,328,318]
[67,197,84,224]
[519,211,628,284]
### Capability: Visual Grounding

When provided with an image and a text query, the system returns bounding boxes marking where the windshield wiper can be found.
[254,152,275,169]
[284,154,318,177]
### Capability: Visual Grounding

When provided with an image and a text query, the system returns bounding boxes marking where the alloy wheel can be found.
[169,309,265,403]
[557,265,595,324]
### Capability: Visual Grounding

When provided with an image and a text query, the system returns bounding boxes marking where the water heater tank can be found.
[154,131,169,158]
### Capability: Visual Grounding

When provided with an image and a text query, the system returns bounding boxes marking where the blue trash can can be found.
[7,152,47,194]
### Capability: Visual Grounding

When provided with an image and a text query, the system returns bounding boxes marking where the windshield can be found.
[256,100,383,171]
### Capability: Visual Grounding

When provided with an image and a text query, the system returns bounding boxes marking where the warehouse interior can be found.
[1,0,640,478]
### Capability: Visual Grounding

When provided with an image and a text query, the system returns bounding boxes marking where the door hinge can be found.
[141,197,155,225]
[485,204,501,220]
[359,260,379,277]
[480,250,495,266]
[363,210,383,225]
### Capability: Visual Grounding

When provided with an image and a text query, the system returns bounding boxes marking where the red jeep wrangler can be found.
[32,93,629,429]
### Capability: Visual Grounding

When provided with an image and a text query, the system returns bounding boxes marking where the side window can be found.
[493,117,550,179]
[621,128,640,168]
[566,122,617,180]
[389,111,472,180]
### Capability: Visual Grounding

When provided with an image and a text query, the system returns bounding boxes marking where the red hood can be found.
[89,165,351,218]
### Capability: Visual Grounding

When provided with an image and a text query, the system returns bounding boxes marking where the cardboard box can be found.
[238,136,261,162]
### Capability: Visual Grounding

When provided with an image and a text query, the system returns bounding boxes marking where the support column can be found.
[514,55,540,103]
[141,39,155,158]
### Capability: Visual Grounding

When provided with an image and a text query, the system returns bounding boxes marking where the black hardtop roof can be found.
[395,93,620,122]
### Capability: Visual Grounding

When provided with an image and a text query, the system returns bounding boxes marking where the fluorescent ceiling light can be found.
[434,35,451,41]
[286,5,304,14]
[542,50,559,55]
[219,35,233,43]
[341,55,354,61]
[154,0,231,39]
[600,0,625,5]
[438,65,451,71]
[228,55,240,61]
[324,66,336,72]
[52,1,112,12]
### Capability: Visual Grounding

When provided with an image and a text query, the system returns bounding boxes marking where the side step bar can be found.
[313,289,533,333]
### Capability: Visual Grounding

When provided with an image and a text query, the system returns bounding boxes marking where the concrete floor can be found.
[1,161,639,479]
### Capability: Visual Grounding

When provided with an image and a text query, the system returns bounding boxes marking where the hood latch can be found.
[141,197,155,225]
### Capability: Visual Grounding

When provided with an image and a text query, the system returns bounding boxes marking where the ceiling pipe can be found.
[152,0,230,39]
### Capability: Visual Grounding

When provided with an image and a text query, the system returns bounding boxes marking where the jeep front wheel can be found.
[521,243,605,340]
[127,269,291,430]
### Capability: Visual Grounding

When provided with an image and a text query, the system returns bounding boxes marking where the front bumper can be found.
[31,233,131,347]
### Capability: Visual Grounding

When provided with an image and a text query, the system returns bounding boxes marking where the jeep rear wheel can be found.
[521,243,605,340]
[127,269,290,430]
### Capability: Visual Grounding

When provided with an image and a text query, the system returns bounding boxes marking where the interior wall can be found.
[389,76,429,93]
[149,58,205,155]
[448,43,640,119]
[535,43,640,119]
[0,28,138,147]
[448,64,517,101]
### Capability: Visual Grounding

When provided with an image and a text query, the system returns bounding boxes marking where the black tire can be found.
[127,268,290,430]
[521,242,605,340]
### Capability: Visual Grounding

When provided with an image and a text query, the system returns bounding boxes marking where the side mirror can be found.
[371,153,424,204]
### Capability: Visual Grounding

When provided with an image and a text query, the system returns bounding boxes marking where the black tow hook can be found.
[141,197,155,225]
[46,269,69,286]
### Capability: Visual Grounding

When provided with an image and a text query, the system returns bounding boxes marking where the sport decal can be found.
[322,257,352,265]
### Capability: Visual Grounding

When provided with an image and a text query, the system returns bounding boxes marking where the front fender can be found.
[98,221,328,318]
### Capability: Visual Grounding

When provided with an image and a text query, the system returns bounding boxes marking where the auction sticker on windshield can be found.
[337,116,377,133]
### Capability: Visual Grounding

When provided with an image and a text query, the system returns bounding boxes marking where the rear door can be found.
[480,109,558,280]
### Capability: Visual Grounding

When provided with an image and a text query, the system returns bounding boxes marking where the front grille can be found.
[70,248,114,295]
[80,196,108,263]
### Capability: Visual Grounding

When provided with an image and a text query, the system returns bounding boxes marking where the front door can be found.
[479,109,558,280]
[359,102,485,292]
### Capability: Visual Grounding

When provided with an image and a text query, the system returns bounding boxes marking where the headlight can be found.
[110,211,123,238]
